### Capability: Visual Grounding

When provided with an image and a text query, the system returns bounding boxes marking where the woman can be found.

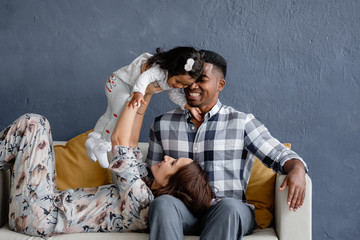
[0,84,214,237]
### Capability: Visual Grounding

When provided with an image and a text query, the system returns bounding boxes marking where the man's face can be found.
[184,63,225,110]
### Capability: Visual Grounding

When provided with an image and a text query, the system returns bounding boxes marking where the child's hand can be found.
[128,92,147,108]
[186,104,202,121]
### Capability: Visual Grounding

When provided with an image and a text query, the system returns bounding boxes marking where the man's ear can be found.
[217,79,226,91]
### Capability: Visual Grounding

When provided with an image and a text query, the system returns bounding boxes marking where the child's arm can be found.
[185,104,202,121]
[129,65,166,108]
[133,65,166,96]
[168,89,202,121]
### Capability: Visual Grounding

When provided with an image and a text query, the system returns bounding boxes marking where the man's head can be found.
[200,50,227,79]
[184,50,227,113]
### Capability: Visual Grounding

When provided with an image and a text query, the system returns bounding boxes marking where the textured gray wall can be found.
[1,0,359,239]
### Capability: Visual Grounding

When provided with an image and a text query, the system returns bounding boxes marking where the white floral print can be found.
[0,114,154,237]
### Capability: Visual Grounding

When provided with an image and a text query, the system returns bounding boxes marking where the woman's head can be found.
[151,155,193,187]
[151,155,214,216]
[148,46,204,88]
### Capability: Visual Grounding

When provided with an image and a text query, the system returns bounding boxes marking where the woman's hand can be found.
[145,82,164,95]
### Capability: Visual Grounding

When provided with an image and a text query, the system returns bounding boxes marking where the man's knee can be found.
[216,198,249,215]
[149,195,199,239]
[149,195,181,218]
[203,199,255,238]
[216,198,255,235]
[148,195,185,235]
[211,198,253,227]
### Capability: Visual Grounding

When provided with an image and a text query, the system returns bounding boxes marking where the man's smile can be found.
[187,92,201,100]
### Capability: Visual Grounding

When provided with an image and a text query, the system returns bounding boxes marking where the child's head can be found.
[151,155,214,216]
[148,46,204,88]
[167,73,195,89]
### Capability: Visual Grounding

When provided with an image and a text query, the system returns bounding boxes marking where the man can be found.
[146,50,308,240]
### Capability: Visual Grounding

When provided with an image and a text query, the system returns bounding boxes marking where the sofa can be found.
[0,141,312,240]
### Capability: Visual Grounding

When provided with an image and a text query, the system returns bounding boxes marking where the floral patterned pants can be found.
[0,113,59,236]
[0,114,151,237]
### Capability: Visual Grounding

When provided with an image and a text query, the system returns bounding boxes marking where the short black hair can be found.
[200,50,227,78]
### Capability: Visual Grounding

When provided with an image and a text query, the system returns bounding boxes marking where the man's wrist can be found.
[283,159,306,174]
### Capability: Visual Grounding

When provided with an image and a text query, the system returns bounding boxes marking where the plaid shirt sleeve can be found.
[146,115,164,167]
[243,114,308,173]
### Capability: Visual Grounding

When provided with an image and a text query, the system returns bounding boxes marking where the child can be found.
[86,47,204,168]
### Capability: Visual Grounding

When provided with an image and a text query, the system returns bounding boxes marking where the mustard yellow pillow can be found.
[54,130,112,191]
[246,143,291,229]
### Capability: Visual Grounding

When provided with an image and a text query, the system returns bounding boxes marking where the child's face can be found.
[167,74,195,89]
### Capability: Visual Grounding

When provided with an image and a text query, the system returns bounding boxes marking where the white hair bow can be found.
[184,58,195,72]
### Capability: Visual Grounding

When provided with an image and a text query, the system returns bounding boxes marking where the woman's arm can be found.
[109,146,154,231]
[111,83,163,148]
[111,100,138,147]
[129,92,153,148]
[129,83,163,147]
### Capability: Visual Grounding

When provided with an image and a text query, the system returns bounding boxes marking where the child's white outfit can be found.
[86,53,188,168]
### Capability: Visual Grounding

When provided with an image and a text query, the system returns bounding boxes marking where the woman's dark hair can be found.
[147,46,204,79]
[152,161,214,216]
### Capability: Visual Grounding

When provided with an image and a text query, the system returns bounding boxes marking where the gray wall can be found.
[1,0,359,239]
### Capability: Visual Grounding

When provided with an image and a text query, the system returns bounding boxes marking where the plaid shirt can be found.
[146,100,307,201]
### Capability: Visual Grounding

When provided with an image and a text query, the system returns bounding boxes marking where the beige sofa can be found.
[0,141,312,240]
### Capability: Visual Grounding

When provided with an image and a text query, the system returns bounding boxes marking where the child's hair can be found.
[147,46,204,79]
[152,161,214,216]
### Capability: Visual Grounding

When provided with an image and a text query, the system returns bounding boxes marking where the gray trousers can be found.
[148,195,256,240]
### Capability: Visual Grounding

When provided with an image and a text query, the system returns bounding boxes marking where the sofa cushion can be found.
[54,130,112,191]
[246,143,291,229]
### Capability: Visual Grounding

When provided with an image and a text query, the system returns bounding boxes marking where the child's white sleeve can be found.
[133,65,166,96]
[168,88,187,110]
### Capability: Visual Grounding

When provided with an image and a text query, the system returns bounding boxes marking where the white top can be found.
[113,53,187,109]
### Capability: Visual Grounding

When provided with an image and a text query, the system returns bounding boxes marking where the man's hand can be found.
[279,159,306,212]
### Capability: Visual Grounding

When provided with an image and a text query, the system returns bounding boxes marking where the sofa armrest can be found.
[275,174,312,240]
[0,170,10,227]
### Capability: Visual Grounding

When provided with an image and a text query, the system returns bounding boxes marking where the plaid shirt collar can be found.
[185,100,223,121]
